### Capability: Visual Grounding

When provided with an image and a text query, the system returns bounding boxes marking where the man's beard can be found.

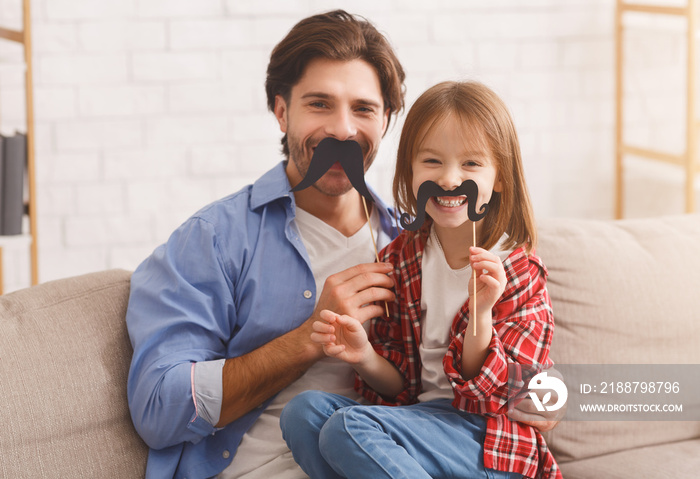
[288,133,375,198]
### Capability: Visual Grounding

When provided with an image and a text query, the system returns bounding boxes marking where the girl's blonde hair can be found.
[392,81,537,253]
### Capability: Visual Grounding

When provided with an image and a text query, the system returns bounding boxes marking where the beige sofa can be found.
[2,214,700,478]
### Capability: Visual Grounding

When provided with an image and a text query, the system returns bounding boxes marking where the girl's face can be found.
[411,114,502,231]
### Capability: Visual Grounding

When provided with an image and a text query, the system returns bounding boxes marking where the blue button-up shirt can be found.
[126,161,398,479]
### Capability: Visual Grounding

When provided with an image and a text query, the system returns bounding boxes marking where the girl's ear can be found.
[493,174,503,193]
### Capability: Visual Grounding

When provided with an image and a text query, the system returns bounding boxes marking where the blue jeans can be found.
[280,391,522,479]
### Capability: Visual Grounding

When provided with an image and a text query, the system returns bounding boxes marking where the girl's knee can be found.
[283,389,320,414]
[318,410,349,462]
[319,407,375,456]
[288,389,329,409]
[281,390,345,438]
[281,390,323,430]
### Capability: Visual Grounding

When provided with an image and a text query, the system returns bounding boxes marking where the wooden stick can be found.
[362,196,390,317]
[472,221,477,336]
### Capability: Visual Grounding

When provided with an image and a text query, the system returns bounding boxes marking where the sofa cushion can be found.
[559,438,700,479]
[537,214,700,463]
[0,269,147,478]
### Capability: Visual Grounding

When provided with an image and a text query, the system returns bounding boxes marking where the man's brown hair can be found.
[393,81,538,253]
[265,10,406,157]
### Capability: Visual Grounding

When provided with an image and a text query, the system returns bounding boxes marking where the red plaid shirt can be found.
[355,229,561,479]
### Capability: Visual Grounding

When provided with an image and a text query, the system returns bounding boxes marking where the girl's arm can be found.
[312,310,405,398]
[354,232,421,406]
[444,250,555,416]
[460,247,507,379]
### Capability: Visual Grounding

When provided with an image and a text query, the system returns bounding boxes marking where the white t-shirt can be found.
[418,227,512,403]
[219,206,381,479]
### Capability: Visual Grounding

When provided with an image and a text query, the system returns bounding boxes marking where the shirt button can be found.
[303,290,313,299]
[222,450,230,459]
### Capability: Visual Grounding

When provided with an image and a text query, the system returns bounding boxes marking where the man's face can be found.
[275,58,389,197]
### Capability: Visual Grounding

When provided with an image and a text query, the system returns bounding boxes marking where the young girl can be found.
[280,81,561,479]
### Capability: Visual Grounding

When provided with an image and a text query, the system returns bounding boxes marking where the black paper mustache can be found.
[290,138,372,200]
[400,180,489,231]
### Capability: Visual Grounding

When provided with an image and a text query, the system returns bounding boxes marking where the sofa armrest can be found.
[0,269,147,477]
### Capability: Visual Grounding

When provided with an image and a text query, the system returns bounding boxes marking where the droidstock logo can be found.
[528,372,568,412]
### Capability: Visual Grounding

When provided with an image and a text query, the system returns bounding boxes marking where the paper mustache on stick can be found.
[290,137,372,200]
[400,179,489,337]
[400,180,489,231]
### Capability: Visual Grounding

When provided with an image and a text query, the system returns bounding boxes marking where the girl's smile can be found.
[434,196,467,208]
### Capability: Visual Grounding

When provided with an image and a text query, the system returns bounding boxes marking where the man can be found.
[127,10,560,479]
[127,11,403,479]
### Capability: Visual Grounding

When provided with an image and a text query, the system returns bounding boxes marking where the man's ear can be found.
[274,95,288,133]
[381,108,390,136]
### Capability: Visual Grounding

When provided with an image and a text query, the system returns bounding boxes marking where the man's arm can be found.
[216,262,395,427]
[127,218,236,450]
[216,320,321,427]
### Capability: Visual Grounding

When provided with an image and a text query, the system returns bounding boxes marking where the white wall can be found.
[0,0,695,292]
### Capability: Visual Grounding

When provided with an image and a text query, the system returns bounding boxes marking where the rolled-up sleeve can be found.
[192,359,225,427]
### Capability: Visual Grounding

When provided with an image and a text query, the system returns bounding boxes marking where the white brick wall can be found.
[0,0,696,292]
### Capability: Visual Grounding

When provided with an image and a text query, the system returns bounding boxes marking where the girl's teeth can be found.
[435,197,466,207]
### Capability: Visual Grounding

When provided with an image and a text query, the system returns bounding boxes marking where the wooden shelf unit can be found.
[615,0,700,218]
[0,0,38,294]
